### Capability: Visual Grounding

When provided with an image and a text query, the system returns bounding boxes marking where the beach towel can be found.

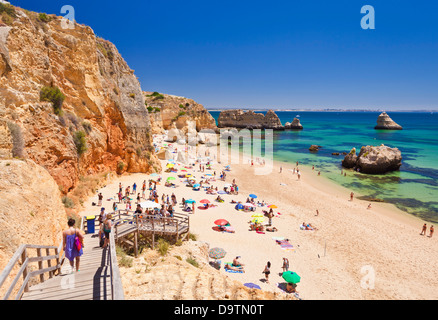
[278,240,294,251]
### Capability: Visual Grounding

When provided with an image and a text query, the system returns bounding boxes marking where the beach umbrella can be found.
[282,271,301,284]
[166,163,174,168]
[217,190,227,194]
[193,184,200,188]
[200,199,210,204]
[244,203,255,207]
[224,183,232,188]
[208,247,226,260]
[185,174,193,177]
[249,194,257,199]
[214,219,229,226]
[244,283,261,290]
[252,217,264,223]
[185,199,196,204]
[251,213,263,217]
[150,173,159,177]
[166,176,176,181]
[268,204,278,209]
[235,203,244,210]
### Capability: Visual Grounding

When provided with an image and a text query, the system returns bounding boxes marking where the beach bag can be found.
[74,229,82,251]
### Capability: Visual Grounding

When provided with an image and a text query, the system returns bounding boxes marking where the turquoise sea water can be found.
[209,111,438,223]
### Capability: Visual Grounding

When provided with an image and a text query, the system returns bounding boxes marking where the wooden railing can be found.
[83,212,124,300]
[0,242,64,300]
[108,230,124,300]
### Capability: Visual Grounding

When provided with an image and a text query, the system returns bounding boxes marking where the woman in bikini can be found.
[263,261,271,283]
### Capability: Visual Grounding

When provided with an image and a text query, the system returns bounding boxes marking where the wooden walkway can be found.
[1,210,189,300]
[20,233,113,300]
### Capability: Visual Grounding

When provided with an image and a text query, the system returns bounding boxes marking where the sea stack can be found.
[374,112,403,130]
[342,144,402,174]
[285,118,303,130]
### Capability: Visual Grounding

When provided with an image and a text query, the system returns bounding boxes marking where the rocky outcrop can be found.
[309,145,320,152]
[342,145,402,174]
[217,109,284,130]
[0,159,67,295]
[0,6,160,192]
[285,118,303,130]
[143,91,217,136]
[374,112,402,130]
[119,240,296,300]
[342,147,358,168]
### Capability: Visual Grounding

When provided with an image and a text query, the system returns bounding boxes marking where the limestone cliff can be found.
[143,91,217,135]
[0,159,67,296]
[0,6,160,193]
[217,109,284,130]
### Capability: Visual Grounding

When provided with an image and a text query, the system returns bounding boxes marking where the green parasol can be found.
[282,271,301,284]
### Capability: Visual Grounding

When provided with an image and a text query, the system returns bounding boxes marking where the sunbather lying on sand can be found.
[266,227,278,232]
[225,264,245,272]
[301,222,317,230]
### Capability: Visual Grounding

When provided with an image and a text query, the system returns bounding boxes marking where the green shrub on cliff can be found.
[38,12,51,23]
[0,3,16,25]
[147,91,164,100]
[73,130,87,156]
[0,3,16,17]
[40,86,65,116]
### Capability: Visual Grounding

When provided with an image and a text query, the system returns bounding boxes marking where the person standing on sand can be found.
[429,225,434,238]
[63,218,83,273]
[263,261,271,284]
[282,258,289,273]
[98,192,103,207]
[350,192,354,201]
[315,209,319,216]
[280,166,282,173]
[420,223,427,235]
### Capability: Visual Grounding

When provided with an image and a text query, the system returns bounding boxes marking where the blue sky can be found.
[11,0,438,110]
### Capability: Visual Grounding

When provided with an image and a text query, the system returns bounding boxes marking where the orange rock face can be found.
[0,8,160,192]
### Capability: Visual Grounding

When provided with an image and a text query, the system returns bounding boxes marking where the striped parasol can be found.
[208,247,227,260]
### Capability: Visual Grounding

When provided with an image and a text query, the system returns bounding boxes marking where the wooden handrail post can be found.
[36,248,44,283]
[46,248,53,279]
[21,248,29,293]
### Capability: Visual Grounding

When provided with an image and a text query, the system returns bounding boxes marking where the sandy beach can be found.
[83,138,438,300]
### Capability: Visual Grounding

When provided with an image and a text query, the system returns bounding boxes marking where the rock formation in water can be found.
[374,112,403,130]
[309,145,321,152]
[217,109,284,130]
[342,145,402,174]
[285,118,303,130]
[0,5,160,192]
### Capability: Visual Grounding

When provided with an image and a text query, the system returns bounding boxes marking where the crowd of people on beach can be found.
[61,138,434,298]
